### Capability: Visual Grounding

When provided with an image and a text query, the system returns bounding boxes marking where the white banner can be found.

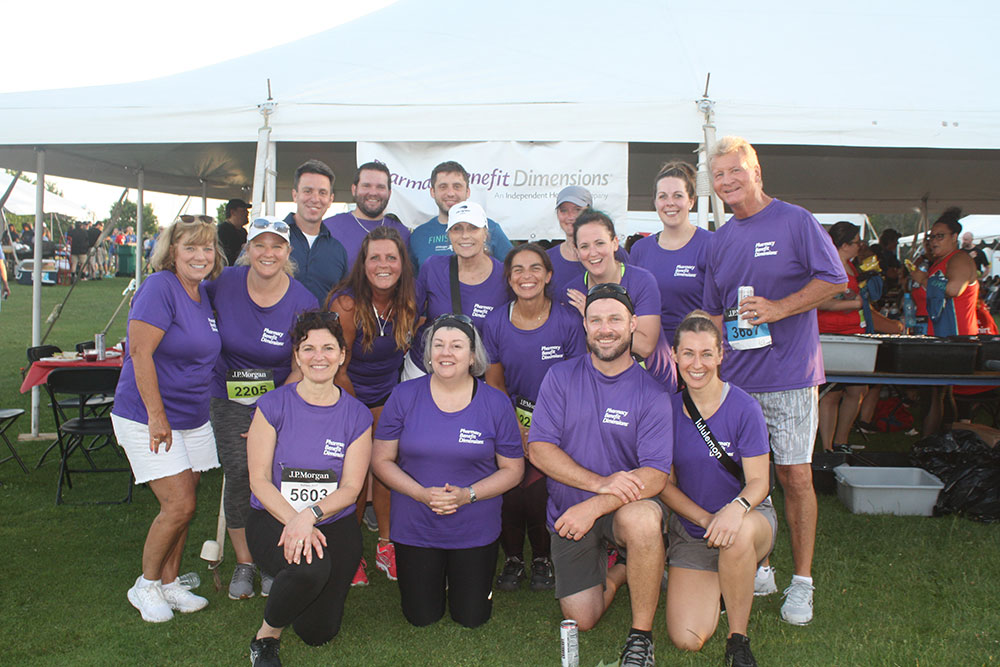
[355,141,628,242]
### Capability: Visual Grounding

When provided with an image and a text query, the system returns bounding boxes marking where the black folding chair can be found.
[26,345,115,468]
[45,367,132,505]
[0,409,27,474]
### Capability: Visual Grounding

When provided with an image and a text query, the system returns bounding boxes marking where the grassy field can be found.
[2,277,999,666]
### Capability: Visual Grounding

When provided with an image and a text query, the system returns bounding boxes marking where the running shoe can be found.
[161,580,209,613]
[250,636,281,667]
[375,541,398,581]
[127,577,173,623]
[529,557,554,591]
[725,633,758,667]
[351,558,369,586]
[781,579,815,625]
[619,632,654,666]
[229,562,256,600]
[261,571,273,597]
[754,565,777,596]
[495,556,525,591]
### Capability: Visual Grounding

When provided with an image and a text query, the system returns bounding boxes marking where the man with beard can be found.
[280,159,348,303]
[323,162,410,270]
[407,161,512,272]
[528,284,671,667]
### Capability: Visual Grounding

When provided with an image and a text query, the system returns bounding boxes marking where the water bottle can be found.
[177,571,201,589]
[902,293,917,334]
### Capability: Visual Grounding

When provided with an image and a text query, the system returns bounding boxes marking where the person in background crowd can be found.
[563,209,676,391]
[0,244,10,301]
[324,162,411,271]
[816,222,868,454]
[403,201,508,381]
[124,226,137,244]
[111,215,225,623]
[629,161,712,347]
[206,215,319,602]
[483,243,585,592]
[961,231,990,277]
[245,310,373,666]
[87,221,108,279]
[407,161,512,271]
[68,220,90,280]
[280,160,349,303]
[662,312,775,667]
[218,198,251,267]
[546,185,629,289]
[327,227,417,586]
[528,283,672,667]
[702,136,846,625]
[372,315,523,628]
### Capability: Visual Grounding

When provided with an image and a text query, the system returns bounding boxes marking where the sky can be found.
[4,0,397,225]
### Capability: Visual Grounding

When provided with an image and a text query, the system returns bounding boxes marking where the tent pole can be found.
[266,137,277,217]
[250,97,276,220]
[697,95,727,230]
[201,180,208,215]
[30,148,45,435]
[136,169,144,288]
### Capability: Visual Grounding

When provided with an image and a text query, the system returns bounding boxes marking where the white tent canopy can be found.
[0,0,997,215]
[1,174,92,219]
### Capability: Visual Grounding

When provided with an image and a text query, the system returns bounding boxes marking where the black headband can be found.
[585,283,635,315]
[430,314,477,350]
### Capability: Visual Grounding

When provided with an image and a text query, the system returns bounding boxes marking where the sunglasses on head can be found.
[585,282,635,314]
[179,214,215,224]
[252,218,291,234]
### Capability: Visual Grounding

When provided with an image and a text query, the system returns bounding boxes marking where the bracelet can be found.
[468,486,478,504]
[733,496,752,513]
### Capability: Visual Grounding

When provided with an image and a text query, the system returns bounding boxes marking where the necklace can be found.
[372,303,392,337]
[352,213,383,233]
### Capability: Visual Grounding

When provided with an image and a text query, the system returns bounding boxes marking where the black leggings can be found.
[499,474,550,560]
[246,510,361,646]
[395,540,498,628]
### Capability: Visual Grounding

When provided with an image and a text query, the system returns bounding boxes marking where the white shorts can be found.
[401,352,428,382]
[111,414,220,484]
[749,386,819,466]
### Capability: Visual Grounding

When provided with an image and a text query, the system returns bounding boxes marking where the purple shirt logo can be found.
[260,327,286,347]
[458,428,485,445]
[323,439,345,458]
[753,241,778,258]
[601,408,630,427]
[208,317,218,332]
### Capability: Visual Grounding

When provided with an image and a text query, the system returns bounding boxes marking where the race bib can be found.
[226,369,275,405]
[514,396,535,429]
[724,307,772,351]
[280,467,338,512]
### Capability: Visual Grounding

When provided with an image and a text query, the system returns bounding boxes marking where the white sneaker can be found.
[754,565,777,596]
[781,578,815,625]
[127,577,173,623]
[161,580,209,613]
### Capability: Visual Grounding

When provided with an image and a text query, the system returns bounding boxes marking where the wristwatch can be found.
[733,496,752,513]
[468,486,478,504]
[309,505,324,520]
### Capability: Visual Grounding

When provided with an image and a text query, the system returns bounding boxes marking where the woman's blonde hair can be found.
[149,216,225,280]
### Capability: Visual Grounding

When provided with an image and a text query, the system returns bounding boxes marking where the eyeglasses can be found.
[252,218,290,234]
[432,313,474,327]
[928,233,951,241]
[179,214,215,224]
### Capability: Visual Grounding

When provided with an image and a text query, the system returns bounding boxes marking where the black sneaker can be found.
[724,633,758,667]
[529,557,555,591]
[619,632,654,667]
[250,636,281,667]
[495,557,525,591]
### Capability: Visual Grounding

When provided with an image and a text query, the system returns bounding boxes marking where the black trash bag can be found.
[910,429,1000,522]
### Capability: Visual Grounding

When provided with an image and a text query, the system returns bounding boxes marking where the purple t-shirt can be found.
[628,227,712,346]
[528,355,673,529]
[561,264,677,392]
[702,199,847,392]
[333,288,407,406]
[206,266,319,401]
[250,383,373,524]
[671,384,770,538]
[482,300,585,404]
[547,244,629,294]
[323,212,411,271]
[375,376,522,548]
[409,254,509,369]
[113,271,222,429]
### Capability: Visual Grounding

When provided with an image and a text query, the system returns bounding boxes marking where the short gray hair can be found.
[422,322,490,376]
[708,135,760,171]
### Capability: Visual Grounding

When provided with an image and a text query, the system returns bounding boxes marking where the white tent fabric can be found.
[1,175,92,219]
[0,0,998,213]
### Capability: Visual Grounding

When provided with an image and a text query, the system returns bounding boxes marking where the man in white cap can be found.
[407,161,512,272]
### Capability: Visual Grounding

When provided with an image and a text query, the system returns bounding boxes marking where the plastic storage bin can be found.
[833,465,944,516]
[819,334,881,373]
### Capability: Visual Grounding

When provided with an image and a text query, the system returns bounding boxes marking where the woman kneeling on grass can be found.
[245,310,373,666]
[661,311,777,667]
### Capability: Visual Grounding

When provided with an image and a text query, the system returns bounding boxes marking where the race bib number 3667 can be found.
[724,307,772,351]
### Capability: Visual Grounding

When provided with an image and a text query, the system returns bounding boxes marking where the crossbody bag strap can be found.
[449,254,463,314]
[682,388,743,482]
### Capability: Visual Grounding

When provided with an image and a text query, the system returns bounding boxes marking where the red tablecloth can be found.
[20,356,124,393]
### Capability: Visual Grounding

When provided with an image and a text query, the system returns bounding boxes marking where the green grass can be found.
[2,278,1000,665]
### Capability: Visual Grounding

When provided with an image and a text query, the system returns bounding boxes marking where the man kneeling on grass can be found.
[528,283,672,667]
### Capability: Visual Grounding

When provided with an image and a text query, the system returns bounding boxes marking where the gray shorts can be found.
[750,386,819,465]
[549,497,668,599]
[667,498,778,572]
